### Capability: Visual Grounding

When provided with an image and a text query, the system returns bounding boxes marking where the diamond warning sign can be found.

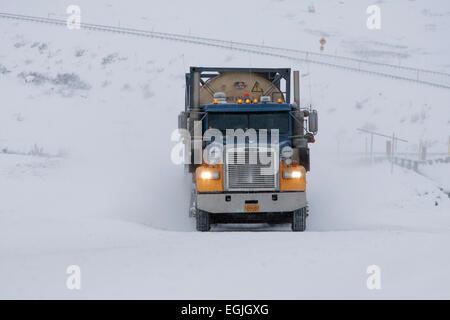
[251,81,262,93]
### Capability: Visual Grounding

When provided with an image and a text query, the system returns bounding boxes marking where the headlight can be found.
[283,170,302,179]
[200,170,220,180]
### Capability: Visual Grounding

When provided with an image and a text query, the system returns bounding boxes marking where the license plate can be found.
[244,203,259,212]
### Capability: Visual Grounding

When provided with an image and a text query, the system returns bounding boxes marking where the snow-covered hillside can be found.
[0,0,449,299]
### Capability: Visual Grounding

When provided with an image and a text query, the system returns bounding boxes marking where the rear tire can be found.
[292,207,307,232]
[196,209,211,232]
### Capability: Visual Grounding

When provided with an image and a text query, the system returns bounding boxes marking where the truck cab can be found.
[178,67,318,231]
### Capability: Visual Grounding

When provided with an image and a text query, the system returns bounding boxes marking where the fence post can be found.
[421,145,427,161]
[386,140,391,157]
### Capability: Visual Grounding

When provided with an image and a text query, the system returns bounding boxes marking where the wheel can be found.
[292,207,307,232]
[196,209,211,232]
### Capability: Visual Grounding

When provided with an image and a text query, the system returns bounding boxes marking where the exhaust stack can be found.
[191,71,202,165]
[192,71,201,116]
[292,70,304,148]
[293,70,300,107]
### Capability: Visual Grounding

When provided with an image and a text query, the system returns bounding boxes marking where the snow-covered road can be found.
[1,153,449,299]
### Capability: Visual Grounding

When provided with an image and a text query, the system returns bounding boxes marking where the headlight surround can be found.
[280,162,306,191]
[196,165,223,192]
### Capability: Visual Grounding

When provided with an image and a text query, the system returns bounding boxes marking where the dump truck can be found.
[178,67,318,231]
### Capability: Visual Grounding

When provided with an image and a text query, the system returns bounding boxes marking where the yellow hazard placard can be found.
[251,81,262,93]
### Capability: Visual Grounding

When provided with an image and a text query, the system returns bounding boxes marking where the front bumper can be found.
[197,191,306,214]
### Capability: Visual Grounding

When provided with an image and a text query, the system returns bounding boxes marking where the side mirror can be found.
[308,110,318,134]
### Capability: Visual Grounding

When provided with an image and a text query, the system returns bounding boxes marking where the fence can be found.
[1,12,450,89]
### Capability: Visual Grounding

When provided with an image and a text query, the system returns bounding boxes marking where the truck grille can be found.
[225,146,278,191]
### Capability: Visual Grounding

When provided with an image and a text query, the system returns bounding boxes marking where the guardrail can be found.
[1,12,450,89]
[372,155,450,170]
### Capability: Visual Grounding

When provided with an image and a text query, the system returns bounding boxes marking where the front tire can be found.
[196,209,211,232]
[292,207,307,232]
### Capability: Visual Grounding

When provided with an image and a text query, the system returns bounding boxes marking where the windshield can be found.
[207,112,290,134]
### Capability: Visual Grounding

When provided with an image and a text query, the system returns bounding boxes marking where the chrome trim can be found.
[224,145,279,191]
[197,191,306,213]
